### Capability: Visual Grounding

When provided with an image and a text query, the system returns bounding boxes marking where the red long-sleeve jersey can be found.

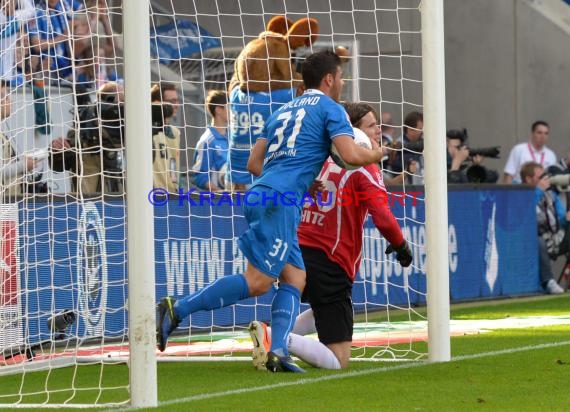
[298,159,404,281]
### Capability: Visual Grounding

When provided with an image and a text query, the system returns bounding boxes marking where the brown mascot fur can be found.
[229,16,319,93]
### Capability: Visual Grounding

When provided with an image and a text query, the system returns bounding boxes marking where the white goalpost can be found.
[0,0,448,407]
[421,0,451,363]
[123,0,157,407]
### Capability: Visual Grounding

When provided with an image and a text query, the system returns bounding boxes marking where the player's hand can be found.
[385,240,413,267]
[24,156,37,171]
[51,137,71,151]
[308,179,325,200]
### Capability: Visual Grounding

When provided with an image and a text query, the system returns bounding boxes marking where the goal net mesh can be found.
[0,0,426,406]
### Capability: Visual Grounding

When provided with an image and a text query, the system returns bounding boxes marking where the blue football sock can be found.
[173,274,249,320]
[270,283,301,357]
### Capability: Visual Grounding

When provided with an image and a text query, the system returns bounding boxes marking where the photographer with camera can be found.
[50,81,125,194]
[151,82,181,194]
[521,161,570,294]
[446,128,500,183]
[381,111,423,185]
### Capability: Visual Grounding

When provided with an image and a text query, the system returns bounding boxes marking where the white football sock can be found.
[287,333,341,369]
[292,308,316,335]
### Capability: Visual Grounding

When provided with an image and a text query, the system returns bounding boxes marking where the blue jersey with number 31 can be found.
[254,89,354,200]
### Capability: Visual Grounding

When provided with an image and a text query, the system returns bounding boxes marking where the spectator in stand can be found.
[151,82,181,193]
[190,89,228,191]
[28,0,75,81]
[383,110,423,185]
[520,161,568,295]
[503,120,557,184]
[0,0,36,85]
[72,0,117,89]
[0,80,37,199]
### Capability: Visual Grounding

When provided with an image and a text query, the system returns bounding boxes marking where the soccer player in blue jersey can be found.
[226,84,295,190]
[156,50,384,372]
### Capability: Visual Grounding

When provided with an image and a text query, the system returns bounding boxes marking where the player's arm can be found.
[332,135,384,167]
[247,138,267,177]
[358,167,412,267]
[361,178,404,247]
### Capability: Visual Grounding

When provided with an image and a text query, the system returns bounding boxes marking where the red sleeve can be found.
[356,164,405,247]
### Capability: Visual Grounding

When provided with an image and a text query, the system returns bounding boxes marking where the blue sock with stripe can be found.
[173,274,249,320]
[269,283,301,357]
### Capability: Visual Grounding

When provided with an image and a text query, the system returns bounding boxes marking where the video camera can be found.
[151,103,174,134]
[75,97,125,173]
[403,139,501,159]
[76,98,124,149]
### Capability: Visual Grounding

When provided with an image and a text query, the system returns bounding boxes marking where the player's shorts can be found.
[238,185,305,279]
[301,246,353,344]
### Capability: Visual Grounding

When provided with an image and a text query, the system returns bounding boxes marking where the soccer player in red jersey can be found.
[250,102,412,369]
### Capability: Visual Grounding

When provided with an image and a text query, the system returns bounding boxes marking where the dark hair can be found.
[520,161,543,182]
[403,111,423,135]
[446,128,467,143]
[301,50,341,89]
[342,102,378,127]
[531,120,549,132]
[205,89,227,118]
[150,82,177,103]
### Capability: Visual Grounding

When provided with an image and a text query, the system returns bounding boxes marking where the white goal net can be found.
[0,0,446,407]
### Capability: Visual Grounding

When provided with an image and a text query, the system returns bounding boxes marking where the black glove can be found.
[385,240,413,267]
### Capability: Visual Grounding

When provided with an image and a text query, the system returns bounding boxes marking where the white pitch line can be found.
[147,339,570,409]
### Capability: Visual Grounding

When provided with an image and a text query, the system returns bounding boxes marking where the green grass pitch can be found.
[2,294,570,410]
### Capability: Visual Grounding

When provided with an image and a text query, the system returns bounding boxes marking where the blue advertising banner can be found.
[15,187,539,345]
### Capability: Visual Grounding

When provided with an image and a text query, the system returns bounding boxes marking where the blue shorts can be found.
[238,186,305,278]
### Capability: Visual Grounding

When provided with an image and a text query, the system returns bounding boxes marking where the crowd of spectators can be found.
[0,0,120,87]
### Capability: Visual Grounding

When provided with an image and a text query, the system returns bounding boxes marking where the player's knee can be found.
[279,266,306,292]
[244,267,275,296]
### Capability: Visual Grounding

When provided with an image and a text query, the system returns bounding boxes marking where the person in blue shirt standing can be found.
[226,81,295,191]
[156,50,383,372]
[191,89,229,191]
